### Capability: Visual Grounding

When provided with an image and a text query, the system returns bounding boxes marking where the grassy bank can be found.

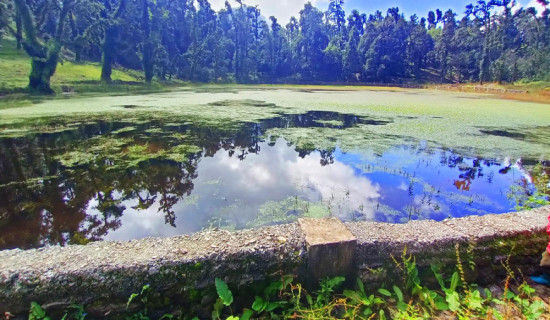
[3,37,550,103]
[427,81,550,105]
[0,38,183,96]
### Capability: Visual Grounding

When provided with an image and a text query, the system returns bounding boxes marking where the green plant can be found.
[61,305,86,320]
[29,302,51,320]
[343,278,385,318]
[24,247,550,320]
[212,278,253,320]
[311,276,345,309]
[509,164,550,210]
[125,284,173,320]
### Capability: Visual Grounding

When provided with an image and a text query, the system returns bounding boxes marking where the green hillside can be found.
[0,38,154,94]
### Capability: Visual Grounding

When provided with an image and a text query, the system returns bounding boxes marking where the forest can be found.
[0,0,550,92]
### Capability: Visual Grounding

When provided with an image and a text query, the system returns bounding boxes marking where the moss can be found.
[2,87,548,162]
[314,119,345,126]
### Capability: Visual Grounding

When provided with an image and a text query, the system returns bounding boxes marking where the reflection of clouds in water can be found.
[99,139,381,241]
[210,139,381,220]
[286,153,380,220]
[212,139,380,205]
[398,182,409,191]
[102,199,183,241]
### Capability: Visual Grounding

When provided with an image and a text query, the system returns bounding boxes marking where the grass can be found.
[0,37,183,95]
[427,81,550,105]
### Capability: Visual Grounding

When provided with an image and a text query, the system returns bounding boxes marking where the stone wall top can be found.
[1,206,549,315]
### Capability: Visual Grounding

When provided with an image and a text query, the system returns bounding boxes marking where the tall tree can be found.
[326,0,346,34]
[299,3,328,80]
[466,1,495,84]
[342,26,361,80]
[141,0,154,82]
[100,0,127,82]
[13,0,76,93]
[435,10,457,80]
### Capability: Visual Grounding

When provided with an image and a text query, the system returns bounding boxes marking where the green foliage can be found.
[126,284,153,320]
[26,254,550,320]
[3,0,550,92]
[215,278,233,307]
[61,305,86,320]
[29,302,51,320]
[29,302,87,320]
[509,164,550,210]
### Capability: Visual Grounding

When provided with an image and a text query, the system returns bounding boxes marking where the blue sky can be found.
[344,0,475,18]
[208,0,544,24]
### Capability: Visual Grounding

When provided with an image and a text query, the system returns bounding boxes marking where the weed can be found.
[25,249,550,320]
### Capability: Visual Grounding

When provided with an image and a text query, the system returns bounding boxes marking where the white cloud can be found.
[208,0,330,24]
[513,0,547,14]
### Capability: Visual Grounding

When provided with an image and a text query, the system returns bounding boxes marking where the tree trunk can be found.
[143,42,153,82]
[101,26,117,82]
[141,0,153,83]
[69,11,82,62]
[15,12,22,50]
[28,48,59,94]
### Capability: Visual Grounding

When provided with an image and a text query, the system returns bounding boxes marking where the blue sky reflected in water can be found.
[101,139,521,241]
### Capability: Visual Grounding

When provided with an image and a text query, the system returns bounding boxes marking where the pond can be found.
[1,87,549,250]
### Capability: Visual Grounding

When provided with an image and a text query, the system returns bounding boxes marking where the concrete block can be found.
[298,218,357,287]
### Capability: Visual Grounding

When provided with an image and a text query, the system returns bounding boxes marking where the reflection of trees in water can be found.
[439,151,505,192]
[3,111,513,249]
[0,123,201,250]
[0,113,351,249]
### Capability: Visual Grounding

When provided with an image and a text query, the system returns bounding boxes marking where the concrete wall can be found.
[1,206,549,315]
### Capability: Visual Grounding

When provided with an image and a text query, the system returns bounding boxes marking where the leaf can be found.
[378,288,392,297]
[327,276,345,289]
[127,293,139,309]
[306,294,313,306]
[140,284,151,295]
[467,290,483,310]
[265,302,280,312]
[356,278,365,294]
[252,296,265,312]
[241,309,253,320]
[343,290,363,304]
[435,301,449,311]
[393,286,404,302]
[282,275,293,289]
[264,281,282,297]
[215,278,234,306]
[379,309,387,320]
[431,264,446,291]
[450,272,459,292]
[213,298,224,319]
[363,307,373,316]
[446,291,461,312]
[505,291,515,300]
[397,301,408,312]
[225,316,239,320]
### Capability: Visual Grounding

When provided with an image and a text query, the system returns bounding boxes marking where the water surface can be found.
[0,108,537,250]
